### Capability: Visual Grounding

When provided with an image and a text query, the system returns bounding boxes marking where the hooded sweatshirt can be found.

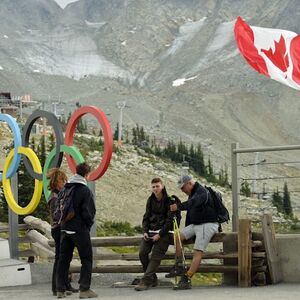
[61,174,96,233]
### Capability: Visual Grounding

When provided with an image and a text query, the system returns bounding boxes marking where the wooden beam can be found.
[238,219,252,287]
[0,224,28,233]
[93,251,239,261]
[262,214,282,284]
[70,264,238,274]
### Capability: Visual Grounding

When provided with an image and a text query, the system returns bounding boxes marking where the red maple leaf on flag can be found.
[261,35,289,73]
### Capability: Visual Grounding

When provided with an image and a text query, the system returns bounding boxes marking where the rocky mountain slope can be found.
[1,0,300,211]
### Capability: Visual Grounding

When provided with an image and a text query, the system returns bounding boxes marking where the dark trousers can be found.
[139,234,171,284]
[51,227,60,294]
[52,227,74,293]
[56,231,93,292]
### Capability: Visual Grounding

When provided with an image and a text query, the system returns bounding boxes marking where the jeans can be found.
[52,227,74,293]
[139,234,171,284]
[56,231,93,292]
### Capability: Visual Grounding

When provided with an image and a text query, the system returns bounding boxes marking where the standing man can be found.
[56,162,97,299]
[169,175,218,290]
[135,177,181,291]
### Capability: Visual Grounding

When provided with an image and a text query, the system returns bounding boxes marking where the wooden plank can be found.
[48,233,238,248]
[18,236,31,244]
[252,232,264,241]
[93,251,239,261]
[262,214,283,284]
[252,252,266,258]
[0,224,28,233]
[252,240,263,248]
[238,219,252,287]
[223,232,238,285]
[18,249,35,258]
[23,216,52,239]
[70,264,239,274]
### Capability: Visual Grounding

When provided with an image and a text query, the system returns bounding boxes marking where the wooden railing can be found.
[1,215,281,287]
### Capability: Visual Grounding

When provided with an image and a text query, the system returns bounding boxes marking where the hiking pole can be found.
[170,196,187,284]
[173,216,187,271]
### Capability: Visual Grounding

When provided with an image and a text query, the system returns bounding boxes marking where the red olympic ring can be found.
[65,106,113,181]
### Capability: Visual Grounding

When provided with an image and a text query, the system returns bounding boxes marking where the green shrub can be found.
[97,221,140,236]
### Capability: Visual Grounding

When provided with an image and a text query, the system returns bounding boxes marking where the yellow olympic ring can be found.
[2,146,43,215]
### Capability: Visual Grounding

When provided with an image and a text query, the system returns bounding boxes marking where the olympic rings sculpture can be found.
[0,106,113,215]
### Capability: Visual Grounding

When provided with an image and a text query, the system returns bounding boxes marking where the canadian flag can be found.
[234,16,300,90]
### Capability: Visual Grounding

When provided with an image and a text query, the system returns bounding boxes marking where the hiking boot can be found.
[57,291,66,298]
[79,289,98,298]
[67,286,79,293]
[134,280,151,291]
[131,277,141,285]
[165,265,185,278]
[152,274,158,287]
[173,274,192,290]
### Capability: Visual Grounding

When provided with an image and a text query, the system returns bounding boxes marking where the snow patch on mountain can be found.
[161,17,206,59]
[15,34,136,81]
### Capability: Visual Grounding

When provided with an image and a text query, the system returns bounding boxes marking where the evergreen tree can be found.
[124,129,129,144]
[47,132,55,153]
[132,127,137,145]
[195,143,206,176]
[0,182,8,223]
[272,188,283,214]
[37,135,46,167]
[0,142,13,222]
[113,123,119,141]
[241,181,251,197]
[283,182,293,216]
[75,102,85,133]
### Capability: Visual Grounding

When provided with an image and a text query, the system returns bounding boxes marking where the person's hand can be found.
[170,203,178,212]
[143,233,149,241]
[152,234,160,242]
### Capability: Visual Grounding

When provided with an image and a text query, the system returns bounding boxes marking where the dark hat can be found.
[177,175,192,189]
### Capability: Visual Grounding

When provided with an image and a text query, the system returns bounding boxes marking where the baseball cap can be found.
[177,175,192,189]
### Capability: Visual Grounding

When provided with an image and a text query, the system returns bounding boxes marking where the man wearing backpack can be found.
[168,175,219,290]
[56,162,97,299]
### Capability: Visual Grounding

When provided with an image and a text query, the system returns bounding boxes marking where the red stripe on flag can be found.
[290,35,300,85]
[234,16,269,77]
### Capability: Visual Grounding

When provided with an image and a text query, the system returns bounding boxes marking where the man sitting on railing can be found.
[134,177,181,291]
[168,175,219,290]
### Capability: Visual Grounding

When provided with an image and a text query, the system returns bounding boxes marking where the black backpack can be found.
[205,186,230,231]
[53,185,76,225]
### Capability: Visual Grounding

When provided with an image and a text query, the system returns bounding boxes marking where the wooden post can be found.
[8,174,18,259]
[262,214,282,283]
[238,219,252,287]
[223,233,238,285]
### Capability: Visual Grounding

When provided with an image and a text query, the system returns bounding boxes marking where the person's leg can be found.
[56,232,74,293]
[51,227,61,295]
[72,232,97,298]
[174,223,218,290]
[135,235,170,291]
[72,231,93,291]
[166,225,194,278]
[187,223,218,278]
[144,235,170,282]
[139,238,153,272]
[188,250,203,274]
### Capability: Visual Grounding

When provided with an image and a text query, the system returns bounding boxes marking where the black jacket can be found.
[179,182,217,226]
[61,182,96,233]
[142,187,181,237]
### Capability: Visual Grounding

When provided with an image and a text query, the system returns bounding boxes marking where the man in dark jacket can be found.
[169,175,218,290]
[56,162,97,299]
[135,177,181,291]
